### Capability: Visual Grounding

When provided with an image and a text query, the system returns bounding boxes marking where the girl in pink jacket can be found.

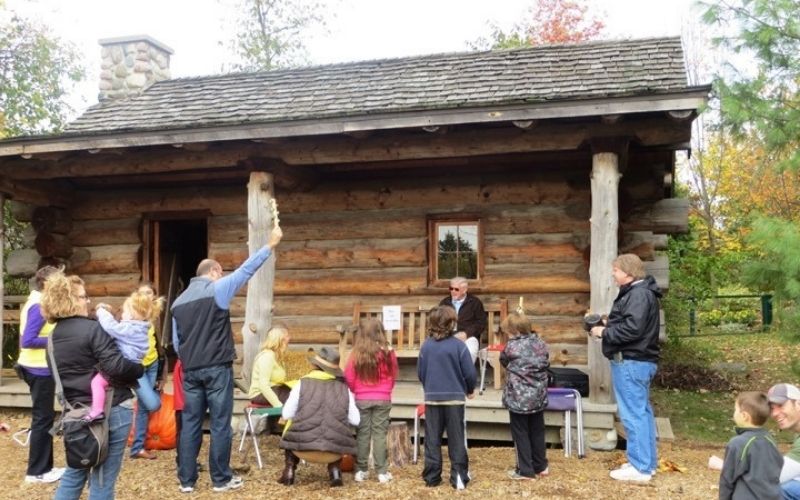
[344,318,398,484]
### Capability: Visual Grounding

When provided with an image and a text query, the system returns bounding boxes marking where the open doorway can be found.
[142,214,208,358]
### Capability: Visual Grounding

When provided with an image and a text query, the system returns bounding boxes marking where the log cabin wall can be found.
[9,145,679,374]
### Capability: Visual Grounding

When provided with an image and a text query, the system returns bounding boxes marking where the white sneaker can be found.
[378,472,393,484]
[179,485,194,493]
[24,468,64,483]
[354,470,369,482]
[455,473,466,490]
[212,476,243,492]
[615,462,656,476]
[609,466,652,482]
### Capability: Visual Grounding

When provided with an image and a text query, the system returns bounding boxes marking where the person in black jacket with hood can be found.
[590,253,661,483]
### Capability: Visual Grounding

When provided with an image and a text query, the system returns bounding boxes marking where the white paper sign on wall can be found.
[382,305,402,331]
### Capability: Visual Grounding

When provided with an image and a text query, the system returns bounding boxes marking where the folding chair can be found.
[546,387,585,458]
[412,403,469,464]
[478,343,505,394]
[238,403,283,469]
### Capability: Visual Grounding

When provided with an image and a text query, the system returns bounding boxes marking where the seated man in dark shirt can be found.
[439,277,487,363]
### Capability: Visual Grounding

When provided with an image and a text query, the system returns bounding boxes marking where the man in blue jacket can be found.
[172,226,282,493]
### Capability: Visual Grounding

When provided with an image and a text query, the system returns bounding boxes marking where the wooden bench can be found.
[338,299,508,365]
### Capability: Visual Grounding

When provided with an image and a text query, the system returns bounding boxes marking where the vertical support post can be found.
[241,172,276,389]
[761,294,773,331]
[588,152,621,404]
[689,297,696,336]
[0,193,5,386]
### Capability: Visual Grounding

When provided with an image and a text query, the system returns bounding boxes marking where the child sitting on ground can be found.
[87,291,163,422]
[718,391,783,500]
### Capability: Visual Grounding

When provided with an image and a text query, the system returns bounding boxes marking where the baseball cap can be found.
[767,383,800,404]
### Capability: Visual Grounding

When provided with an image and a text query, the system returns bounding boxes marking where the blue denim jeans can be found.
[783,480,800,500]
[178,364,234,488]
[130,362,161,455]
[55,403,134,500]
[610,358,658,474]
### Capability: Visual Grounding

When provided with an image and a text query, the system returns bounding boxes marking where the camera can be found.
[583,313,604,333]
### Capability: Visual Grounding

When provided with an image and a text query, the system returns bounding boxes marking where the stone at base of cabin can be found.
[587,427,618,451]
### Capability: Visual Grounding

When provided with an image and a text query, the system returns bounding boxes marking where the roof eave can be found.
[0,86,711,157]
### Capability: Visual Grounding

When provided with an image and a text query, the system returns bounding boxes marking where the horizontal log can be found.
[209,238,427,270]
[547,342,588,367]
[619,231,656,260]
[71,186,246,220]
[278,172,590,214]
[32,206,72,234]
[228,292,589,318]
[484,203,590,234]
[69,244,141,275]
[69,218,141,246]
[8,200,34,222]
[485,233,584,264]
[208,215,249,244]
[233,316,347,345]
[6,248,40,277]
[645,254,669,291]
[274,267,426,295]
[624,198,689,234]
[82,273,141,297]
[35,232,72,258]
[0,116,690,180]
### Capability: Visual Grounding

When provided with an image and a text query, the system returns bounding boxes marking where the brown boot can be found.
[277,451,299,486]
[328,459,343,487]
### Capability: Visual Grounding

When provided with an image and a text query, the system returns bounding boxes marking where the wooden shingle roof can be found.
[66,37,689,135]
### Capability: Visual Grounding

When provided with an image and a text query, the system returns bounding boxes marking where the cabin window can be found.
[429,219,482,284]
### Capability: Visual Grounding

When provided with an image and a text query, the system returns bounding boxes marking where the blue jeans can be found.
[55,403,134,500]
[130,362,161,455]
[610,358,658,474]
[178,364,234,488]
[783,480,800,500]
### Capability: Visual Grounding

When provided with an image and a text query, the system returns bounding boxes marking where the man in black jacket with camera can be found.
[590,254,661,483]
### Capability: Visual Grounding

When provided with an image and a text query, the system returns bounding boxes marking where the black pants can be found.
[21,368,56,476]
[422,404,469,488]
[509,410,548,477]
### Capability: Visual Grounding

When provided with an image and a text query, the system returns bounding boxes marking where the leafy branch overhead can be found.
[701,0,800,171]
[0,9,83,138]
[226,0,329,72]
[469,0,605,50]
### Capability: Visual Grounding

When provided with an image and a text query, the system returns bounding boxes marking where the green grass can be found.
[653,331,800,444]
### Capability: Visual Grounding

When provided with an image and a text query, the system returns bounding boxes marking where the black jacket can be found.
[440,294,487,341]
[48,316,144,407]
[601,275,662,363]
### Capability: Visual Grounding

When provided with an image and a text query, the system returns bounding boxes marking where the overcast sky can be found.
[7,0,704,114]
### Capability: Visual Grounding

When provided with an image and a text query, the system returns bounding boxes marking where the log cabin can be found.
[0,35,708,447]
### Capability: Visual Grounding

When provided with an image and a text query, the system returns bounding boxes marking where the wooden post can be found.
[0,193,5,386]
[387,421,411,467]
[588,151,621,404]
[241,172,276,389]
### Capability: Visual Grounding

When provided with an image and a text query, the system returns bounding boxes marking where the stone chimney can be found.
[98,35,173,101]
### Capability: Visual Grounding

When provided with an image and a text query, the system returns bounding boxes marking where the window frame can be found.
[427,216,484,288]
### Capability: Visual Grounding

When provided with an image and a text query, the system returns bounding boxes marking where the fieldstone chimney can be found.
[98,35,173,101]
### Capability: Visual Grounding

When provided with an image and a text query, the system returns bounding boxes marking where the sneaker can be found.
[609,466,652,482]
[24,467,65,484]
[615,462,656,476]
[354,470,369,482]
[378,472,393,484]
[454,473,466,490]
[179,485,194,493]
[507,469,535,480]
[537,467,550,478]
[212,476,243,492]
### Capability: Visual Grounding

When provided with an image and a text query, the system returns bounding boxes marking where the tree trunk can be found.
[589,152,620,404]
[387,421,410,468]
[241,172,276,389]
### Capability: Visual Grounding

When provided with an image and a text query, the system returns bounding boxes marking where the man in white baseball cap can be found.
[768,383,800,499]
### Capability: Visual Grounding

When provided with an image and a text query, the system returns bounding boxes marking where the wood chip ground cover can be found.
[0,408,735,500]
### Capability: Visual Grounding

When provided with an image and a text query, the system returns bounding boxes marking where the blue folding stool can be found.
[546,387,585,458]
